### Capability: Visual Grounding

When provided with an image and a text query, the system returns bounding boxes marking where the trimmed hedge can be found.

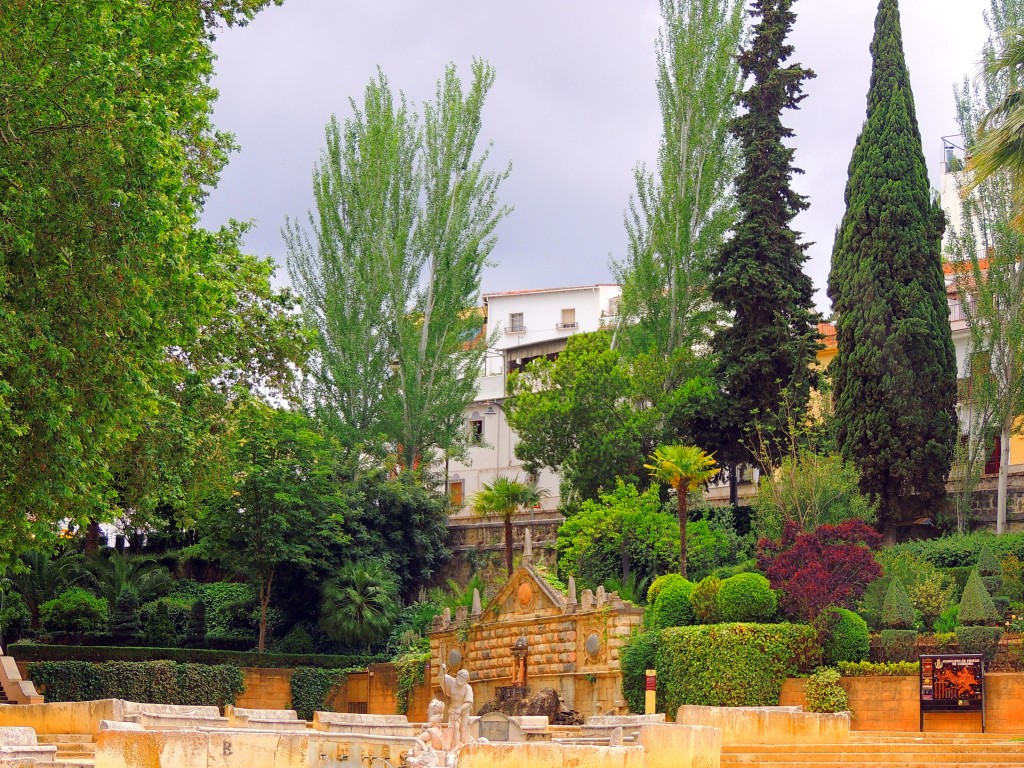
[717,573,777,623]
[620,631,660,714]
[651,580,695,629]
[27,660,244,706]
[888,532,1024,568]
[657,623,819,711]
[838,660,919,677]
[879,629,918,663]
[955,626,1002,662]
[816,607,869,665]
[804,667,848,713]
[9,643,383,670]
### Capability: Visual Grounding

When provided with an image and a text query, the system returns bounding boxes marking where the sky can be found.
[199,0,991,313]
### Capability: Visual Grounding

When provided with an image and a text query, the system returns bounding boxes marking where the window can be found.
[449,480,465,507]
[984,435,1002,476]
[509,312,525,333]
[469,418,484,444]
[557,308,577,329]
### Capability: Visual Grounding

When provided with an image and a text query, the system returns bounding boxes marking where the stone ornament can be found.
[447,648,463,669]
[440,662,474,750]
[585,632,602,658]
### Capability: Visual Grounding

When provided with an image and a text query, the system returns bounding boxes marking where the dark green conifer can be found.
[880,578,915,630]
[111,588,140,644]
[958,570,999,626]
[184,598,207,649]
[977,544,1004,595]
[827,0,957,532]
[709,0,820,464]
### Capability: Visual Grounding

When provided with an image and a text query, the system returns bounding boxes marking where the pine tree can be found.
[709,0,820,464]
[827,0,957,532]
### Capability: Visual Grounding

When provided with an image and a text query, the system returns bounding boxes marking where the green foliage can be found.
[275,625,314,655]
[955,625,1003,662]
[709,0,820,463]
[837,660,920,677]
[689,577,722,624]
[879,629,919,663]
[39,588,108,635]
[84,554,172,607]
[27,660,243,705]
[286,61,508,471]
[978,544,1005,595]
[881,579,915,630]
[140,602,180,648]
[320,561,400,649]
[394,650,430,716]
[804,667,848,713]
[933,632,958,652]
[717,573,777,623]
[8,643,382,670]
[620,631,660,714]
[860,551,954,631]
[815,607,869,666]
[959,570,1000,626]
[111,589,141,645]
[828,0,957,529]
[887,532,1024,568]
[934,604,960,634]
[647,573,687,605]
[289,667,354,720]
[651,580,696,630]
[185,599,208,649]
[0,589,31,642]
[472,476,546,576]
[657,623,820,710]
[171,582,256,639]
[753,451,877,540]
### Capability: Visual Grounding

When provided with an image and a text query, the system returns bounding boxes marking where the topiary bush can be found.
[689,576,722,624]
[140,601,180,648]
[620,630,660,714]
[184,599,207,649]
[275,625,314,655]
[657,623,819,711]
[977,543,1004,595]
[804,667,848,713]
[647,573,686,605]
[955,625,1003,662]
[717,573,777,622]
[881,579,915,630]
[959,570,999,626]
[111,589,140,645]
[651,579,696,629]
[837,660,919,677]
[879,629,918,663]
[815,607,869,665]
[40,588,109,635]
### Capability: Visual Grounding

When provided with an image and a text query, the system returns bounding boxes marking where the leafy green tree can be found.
[948,0,1024,534]
[644,445,719,578]
[0,0,278,573]
[471,476,546,576]
[828,0,957,531]
[708,0,820,466]
[196,402,349,652]
[320,560,400,650]
[286,61,509,470]
[613,0,744,371]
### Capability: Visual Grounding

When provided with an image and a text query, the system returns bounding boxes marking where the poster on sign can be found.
[919,654,984,732]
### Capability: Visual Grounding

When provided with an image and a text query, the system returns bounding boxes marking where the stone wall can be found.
[966,472,1024,530]
[440,516,560,587]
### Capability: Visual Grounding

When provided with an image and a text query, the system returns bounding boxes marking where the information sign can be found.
[919,654,985,732]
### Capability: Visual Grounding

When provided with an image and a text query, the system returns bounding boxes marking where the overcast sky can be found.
[199,0,990,313]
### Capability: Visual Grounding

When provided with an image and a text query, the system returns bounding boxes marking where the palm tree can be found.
[644,445,718,579]
[319,560,400,650]
[471,476,546,576]
[10,549,84,629]
[968,27,1024,228]
[83,551,172,606]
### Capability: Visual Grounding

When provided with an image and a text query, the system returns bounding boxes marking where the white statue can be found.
[440,663,474,748]
[409,699,448,767]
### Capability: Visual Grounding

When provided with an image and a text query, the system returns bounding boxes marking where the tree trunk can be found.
[504,516,514,576]
[998,423,1011,534]
[676,482,688,579]
[729,465,738,507]
[84,519,101,554]
[258,571,273,654]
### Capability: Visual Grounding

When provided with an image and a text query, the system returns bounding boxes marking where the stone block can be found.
[637,724,720,768]
[674,706,848,746]
[0,728,37,747]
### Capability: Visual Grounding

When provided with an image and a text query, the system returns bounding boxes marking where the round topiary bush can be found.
[647,573,686,605]
[689,576,722,624]
[816,607,870,665]
[804,667,849,713]
[39,588,109,635]
[651,579,696,629]
[717,573,777,623]
[881,579,915,630]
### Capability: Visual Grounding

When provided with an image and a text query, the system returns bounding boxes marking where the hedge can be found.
[837,660,918,677]
[889,532,1024,568]
[27,660,244,706]
[657,623,819,712]
[10,643,384,670]
[289,667,357,720]
[620,631,660,714]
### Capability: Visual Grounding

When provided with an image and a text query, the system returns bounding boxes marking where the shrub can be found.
[26,661,102,701]
[881,579,915,630]
[978,544,1004,595]
[651,580,696,630]
[717,573,777,622]
[758,521,882,621]
[886,531,1024,568]
[184,599,207,649]
[815,607,869,665]
[40,588,108,635]
[275,625,314,655]
[657,623,820,711]
[804,667,848,713]
[689,576,722,624]
[959,571,999,626]
[837,660,919,677]
[111,589,140,645]
[955,626,1003,662]
[620,631,660,714]
[290,667,353,720]
[0,590,32,642]
[647,574,686,605]
[934,604,959,634]
[140,602,180,648]
[933,632,958,652]
[879,629,918,663]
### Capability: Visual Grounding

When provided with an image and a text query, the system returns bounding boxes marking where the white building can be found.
[446,284,622,518]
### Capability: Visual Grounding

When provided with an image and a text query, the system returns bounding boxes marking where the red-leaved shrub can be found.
[757,520,882,621]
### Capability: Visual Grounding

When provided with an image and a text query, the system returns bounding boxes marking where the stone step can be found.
[37,735,95,744]
[723,752,1024,764]
[55,744,97,758]
[851,731,1017,741]
[724,744,1024,755]
[54,761,94,768]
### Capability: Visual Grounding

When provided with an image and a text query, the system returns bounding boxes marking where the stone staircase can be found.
[36,734,95,768]
[722,731,1024,768]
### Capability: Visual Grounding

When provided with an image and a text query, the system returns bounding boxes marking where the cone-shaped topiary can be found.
[881,578,915,630]
[958,570,999,626]
[977,544,1004,595]
[184,598,207,648]
[111,587,140,644]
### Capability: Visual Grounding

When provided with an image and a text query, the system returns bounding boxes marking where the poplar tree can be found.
[828,0,957,532]
[708,0,820,462]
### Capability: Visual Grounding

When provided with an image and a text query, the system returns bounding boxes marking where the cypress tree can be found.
[709,0,820,463]
[827,0,957,532]
[111,588,140,644]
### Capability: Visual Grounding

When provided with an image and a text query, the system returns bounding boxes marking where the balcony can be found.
[506,325,527,335]
[555,322,579,330]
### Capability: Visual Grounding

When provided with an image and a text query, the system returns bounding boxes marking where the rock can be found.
[477,687,561,722]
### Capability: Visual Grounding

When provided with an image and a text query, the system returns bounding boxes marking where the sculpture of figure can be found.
[440,663,474,748]
[409,699,448,767]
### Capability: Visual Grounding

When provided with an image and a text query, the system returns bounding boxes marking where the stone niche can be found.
[428,564,643,717]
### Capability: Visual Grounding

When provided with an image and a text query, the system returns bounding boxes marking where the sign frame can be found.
[919,653,985,733]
